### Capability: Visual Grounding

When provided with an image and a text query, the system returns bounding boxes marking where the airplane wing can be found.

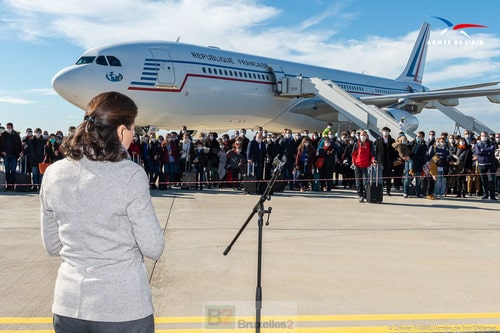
[360,85,500,108]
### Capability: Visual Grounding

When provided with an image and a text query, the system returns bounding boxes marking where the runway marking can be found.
[3,313,500,324]
[2,314,500,332]
[3,327,500,333]
[156,312,500,322]
[152,328,500,333]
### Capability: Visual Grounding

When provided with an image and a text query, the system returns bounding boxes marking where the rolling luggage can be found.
[0,161,6,192]
[312,168,321,192]
[15,158,31,192]
[181,160,196,189]
[366,164,383,203]
[243,163,257,194]
[181,171,196,189]
[271,174,285,193]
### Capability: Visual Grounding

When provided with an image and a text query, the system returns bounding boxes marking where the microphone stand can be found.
[224,159,284,333]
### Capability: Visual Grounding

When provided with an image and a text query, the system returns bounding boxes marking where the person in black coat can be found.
[408,131,427,197]
[28,128,47,190]
[246,133,267,192]
[193,141,208,190]
[280,129,297,190]
[205,132,220,186]
[147,135,161,189]
[374,127,396,195]
[265,133,283,179]
[0,122,23,191]
[454,138,471,198]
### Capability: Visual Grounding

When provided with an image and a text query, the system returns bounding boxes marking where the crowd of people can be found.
[1,121,499,202]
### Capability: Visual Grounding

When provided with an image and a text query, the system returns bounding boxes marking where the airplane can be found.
[52,22,500,136]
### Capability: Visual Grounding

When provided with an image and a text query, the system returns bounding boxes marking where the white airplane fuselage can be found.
[52,41,425,132]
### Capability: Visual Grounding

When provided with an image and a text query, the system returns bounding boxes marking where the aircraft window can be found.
[252,73,256,79]
[208,68,212,74]
[224,70,228,76]
[229,70,233,76]
[244,72,248,78]
[202,67,206,73]
[96,56,108,66]
[219,69,223,75]
[75,56,96,65]
[106,56,122,66]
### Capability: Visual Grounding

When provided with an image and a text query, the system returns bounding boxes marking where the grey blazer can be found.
[41,157,165,322]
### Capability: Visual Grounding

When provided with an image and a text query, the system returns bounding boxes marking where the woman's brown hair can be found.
[61,91,138,162]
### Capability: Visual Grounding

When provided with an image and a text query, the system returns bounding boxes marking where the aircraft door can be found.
[268,64,286,93]
[149,48,176,86]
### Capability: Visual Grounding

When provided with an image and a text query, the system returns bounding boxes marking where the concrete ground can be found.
[1,187,500,332]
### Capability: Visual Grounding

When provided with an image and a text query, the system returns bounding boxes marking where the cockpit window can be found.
[75,56,96,65]
[107,56,122,67]
[96,56,108,66]
[75,54,121,66]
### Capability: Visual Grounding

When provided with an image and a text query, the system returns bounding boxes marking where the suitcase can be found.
[366,164,383,203]
[312,168,321,192]
[0,162,6,192]
[271,174,285,193]
[15,159,31,192]
[243,163,257,194]
[181,159,198,189]
[181,171,196,189]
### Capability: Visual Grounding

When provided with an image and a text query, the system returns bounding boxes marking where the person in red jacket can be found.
[128,135,142,164]
[352,130,377,202]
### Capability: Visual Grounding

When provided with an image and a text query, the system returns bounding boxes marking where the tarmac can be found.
[1,185,500,332]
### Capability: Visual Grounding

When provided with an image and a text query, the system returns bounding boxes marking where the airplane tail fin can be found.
[396,22,431,84]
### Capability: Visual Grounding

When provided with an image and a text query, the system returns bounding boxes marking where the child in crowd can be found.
[392,135,414,175]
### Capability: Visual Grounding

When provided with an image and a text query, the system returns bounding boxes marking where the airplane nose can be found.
[52,66,82,104]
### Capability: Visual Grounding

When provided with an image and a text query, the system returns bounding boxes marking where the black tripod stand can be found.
[224,157,285,333]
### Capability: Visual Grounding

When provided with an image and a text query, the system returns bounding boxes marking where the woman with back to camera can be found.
[40,91,165,333]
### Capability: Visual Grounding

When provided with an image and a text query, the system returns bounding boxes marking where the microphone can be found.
[272,155,287,168]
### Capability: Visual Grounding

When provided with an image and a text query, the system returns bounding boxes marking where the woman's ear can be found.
[117,124,126,143]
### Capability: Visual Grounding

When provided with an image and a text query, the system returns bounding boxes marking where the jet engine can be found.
[384,108,419,132]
